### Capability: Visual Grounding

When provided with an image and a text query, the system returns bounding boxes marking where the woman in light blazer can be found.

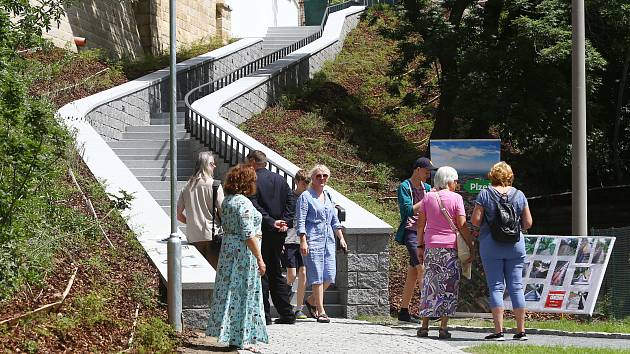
[296,164,347,323]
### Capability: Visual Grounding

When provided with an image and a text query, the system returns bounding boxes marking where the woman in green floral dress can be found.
[206,165,268,352]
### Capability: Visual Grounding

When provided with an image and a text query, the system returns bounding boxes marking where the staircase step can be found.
[266,26,320,34]
[129,167,194,177]
[122,131,189,140]
[137,176,189,182]
[121,159,194,169]
[118,154,191,161]
[150,118,186,125]
[148,189,184,199]
[142,181,188,190]
[126,124,186,133]
[108,140,191,149]
[270,304,344,318]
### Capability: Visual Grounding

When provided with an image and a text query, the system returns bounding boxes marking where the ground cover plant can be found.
[1,3,227,350]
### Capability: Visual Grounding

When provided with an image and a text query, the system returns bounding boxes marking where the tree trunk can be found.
[612,45,630,184]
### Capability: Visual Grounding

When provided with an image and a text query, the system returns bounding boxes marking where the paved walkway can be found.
[180,319,630,353]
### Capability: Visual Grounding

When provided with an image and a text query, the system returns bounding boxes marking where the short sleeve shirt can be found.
[419,190,465,249]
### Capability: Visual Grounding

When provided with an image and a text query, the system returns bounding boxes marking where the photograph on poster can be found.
[575,238,593,263]
[551,261,569,286]
[530,260,550,279]
[558,238,578,256]
[566,291,589,310]
[571,267,592,285]
[591,239,610,264]
[522,262,530,278]
[525,237,537,255]
[524,284,544,302]
[535,237,557,256]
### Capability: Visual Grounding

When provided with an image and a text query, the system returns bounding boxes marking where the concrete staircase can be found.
[262,26,322,55]
[104,23,349,323]
[107,111,192,232]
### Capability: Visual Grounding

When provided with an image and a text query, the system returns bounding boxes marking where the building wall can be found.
[41,0,231,58]
[229,0,299,38]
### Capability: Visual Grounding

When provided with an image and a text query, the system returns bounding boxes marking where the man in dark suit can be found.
[247,150,296,325]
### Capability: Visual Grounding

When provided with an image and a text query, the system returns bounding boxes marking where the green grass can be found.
[465,344,630,354]
[449,317,630,334]
[134,316,180,353]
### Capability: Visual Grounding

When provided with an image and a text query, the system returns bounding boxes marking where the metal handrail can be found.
[182,0,368,183]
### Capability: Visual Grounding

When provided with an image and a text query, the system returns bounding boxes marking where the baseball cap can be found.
[413,157,437,170]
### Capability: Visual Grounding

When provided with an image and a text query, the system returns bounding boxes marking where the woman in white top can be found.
[177,151,224,269]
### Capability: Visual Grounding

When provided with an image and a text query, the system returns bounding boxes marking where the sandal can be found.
[316,313,330,323]
[304,298,317,319]
[438,328,451,339]
[416,327,429,338]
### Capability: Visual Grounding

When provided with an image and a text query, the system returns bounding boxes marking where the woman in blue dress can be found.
[297,164,347,323]
[206,164,268,352]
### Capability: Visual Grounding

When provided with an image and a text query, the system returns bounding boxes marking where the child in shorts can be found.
[283,170,310,319]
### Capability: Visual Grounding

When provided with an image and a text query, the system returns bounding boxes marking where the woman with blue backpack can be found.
[471,161,533,341]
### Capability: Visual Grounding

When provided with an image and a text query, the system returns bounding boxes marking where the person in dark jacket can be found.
[247,150,296,325]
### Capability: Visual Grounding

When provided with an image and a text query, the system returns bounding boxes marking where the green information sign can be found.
[462,178,490,194]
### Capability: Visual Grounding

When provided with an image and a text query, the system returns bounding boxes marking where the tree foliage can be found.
[0,0,69,53]
[391,0,629,191]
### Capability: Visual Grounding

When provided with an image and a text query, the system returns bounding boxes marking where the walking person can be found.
[177,151,224,269]
[246,150,296,325]
[471,162,533,341]
[297,164,348,323]
[394,157,436,322]
[206,164,268,353]
[415,166,474,339]
[283,170,310,320]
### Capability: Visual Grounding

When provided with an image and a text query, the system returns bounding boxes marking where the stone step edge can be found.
[393,323,630,340]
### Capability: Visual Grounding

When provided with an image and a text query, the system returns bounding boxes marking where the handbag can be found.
[211,180,224,247]
[434,192,472,280]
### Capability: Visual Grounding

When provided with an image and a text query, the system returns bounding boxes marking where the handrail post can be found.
[167,0,182,333]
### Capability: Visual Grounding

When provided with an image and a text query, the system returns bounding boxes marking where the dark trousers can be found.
[261,231,294,320]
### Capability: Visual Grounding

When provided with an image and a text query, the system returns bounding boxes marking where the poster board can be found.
[505,235,616,315]
[429,139,501,214]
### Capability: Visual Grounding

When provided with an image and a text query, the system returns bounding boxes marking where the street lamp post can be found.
[167,0,182,332]
[571,0,588,236]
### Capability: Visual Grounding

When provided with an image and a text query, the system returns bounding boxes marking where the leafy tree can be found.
[391,0,628,192]
[0,0,69,53]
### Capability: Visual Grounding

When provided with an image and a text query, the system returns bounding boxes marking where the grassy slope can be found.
[0,38,226,351]
[241,7,435,315]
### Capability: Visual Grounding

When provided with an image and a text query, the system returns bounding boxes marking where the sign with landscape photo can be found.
[429,139,501,214]
[504,235,616,315]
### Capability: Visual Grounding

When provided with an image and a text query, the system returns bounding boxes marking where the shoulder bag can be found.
[434,192,472,280]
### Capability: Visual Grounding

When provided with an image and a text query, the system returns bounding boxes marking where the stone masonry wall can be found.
[338,234,390,318]
[86,40,263,141]
[41,0,230,58]
[216,9,389,318]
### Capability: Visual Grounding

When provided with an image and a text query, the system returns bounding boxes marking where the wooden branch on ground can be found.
[379,196,398,201]
[0,267,79,326]
[127,304,141,348]
[328,156,362,170]
[68,168,115,248]
[57,267,79,310]
[427,94,441,104]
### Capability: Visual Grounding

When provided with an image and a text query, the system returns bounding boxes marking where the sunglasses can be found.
[315,174,329,179]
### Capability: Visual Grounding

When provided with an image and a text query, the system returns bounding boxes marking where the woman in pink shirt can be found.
[415,166,474,339]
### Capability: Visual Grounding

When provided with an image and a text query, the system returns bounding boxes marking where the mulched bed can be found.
[0,159,167,352]
[0,48,167,352]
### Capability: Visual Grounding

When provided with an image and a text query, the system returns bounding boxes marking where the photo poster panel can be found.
[429,139,501,216]
[504,235,616,315]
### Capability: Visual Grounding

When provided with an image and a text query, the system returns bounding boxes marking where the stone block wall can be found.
[86,40,263,141]
[337,234,390,318]
[41,0,231,58]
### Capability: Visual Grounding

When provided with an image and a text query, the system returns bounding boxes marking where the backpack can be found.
[485,188,521,243]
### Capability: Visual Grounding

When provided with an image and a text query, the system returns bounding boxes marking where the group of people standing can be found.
[396,158,533,341]
[176,149,534,350]
[176,150,346,352]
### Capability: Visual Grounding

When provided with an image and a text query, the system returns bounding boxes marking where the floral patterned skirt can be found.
[418,248,461,317]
